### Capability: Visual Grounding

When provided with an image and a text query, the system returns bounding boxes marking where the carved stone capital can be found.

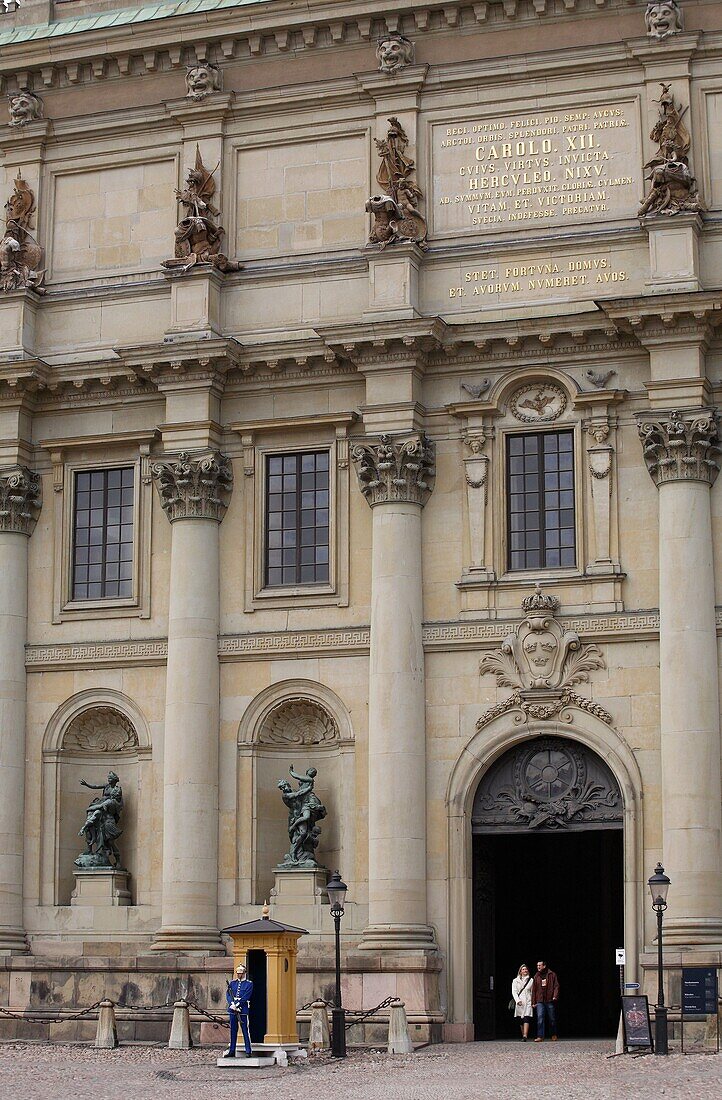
[351,432,435,507]
[0,466,42,535]
[637,409,721,486]
[151,450,233,522]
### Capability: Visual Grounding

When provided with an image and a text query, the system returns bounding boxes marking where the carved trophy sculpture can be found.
[162,145,241,274]
[8,90,44,128]
[639,83,701,218]
[376,34,414,75]
[478,585,611,728]
[1,172,45,294]
[277,765,327,869]
[645,1,683,40]
[185,62,222,101]
[366,116,428,249]
[75,771,124,869]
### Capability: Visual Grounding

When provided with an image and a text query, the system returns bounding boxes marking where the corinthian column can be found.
[0,468,41,953]
[352,434,436,950]
[638,410,722,945]
[151,451,232,952]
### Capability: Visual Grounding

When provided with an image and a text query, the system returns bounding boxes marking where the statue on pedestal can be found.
[75,771,124,869]
[366,117,427,249]
[1,173,45,294]
[277,765,327,868]
[639,83,701,218]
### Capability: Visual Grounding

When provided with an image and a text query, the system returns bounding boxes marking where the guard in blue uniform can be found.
[224,962,253,1058]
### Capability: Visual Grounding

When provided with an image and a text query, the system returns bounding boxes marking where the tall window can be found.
[507,431,575,571]
[72,468,134,599]
[265,451,330,587]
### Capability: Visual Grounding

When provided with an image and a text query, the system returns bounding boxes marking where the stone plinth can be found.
[644,213,703,294]
[70,869,131,907]
[164,265,223,340]
[364,242,423,320]
[269,867,328,933]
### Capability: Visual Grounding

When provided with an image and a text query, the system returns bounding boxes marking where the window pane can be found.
[264,451,331,587]
[507,431,575,571]
[72,467,134,600]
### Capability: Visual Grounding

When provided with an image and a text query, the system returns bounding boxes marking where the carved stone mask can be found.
[8,91,43,127]
[185,63,221,100]
[376,35,414,75]
[645,1,683,40]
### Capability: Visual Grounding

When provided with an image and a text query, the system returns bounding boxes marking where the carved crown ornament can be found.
[477,586,611,730]
[151,450,233,522]
[351,433,435,507]
[0,466,42,535]
[637,409,721,487]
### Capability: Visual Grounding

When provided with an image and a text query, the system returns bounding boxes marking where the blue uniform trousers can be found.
[228,1009,252,1056]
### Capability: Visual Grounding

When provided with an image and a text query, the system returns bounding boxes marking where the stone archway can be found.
[444,712,644,1042]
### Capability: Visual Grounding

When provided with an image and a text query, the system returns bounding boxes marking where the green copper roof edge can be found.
[0,0,267,48]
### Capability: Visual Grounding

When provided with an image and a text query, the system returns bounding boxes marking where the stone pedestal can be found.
[364,242,423,320]
[165,266,223,341]
[269,868,328,933]
[70,869,131,907]
[644,214,703,294]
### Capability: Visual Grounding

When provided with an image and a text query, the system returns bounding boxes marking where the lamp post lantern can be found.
[648,862,671,1055]
[327,870,348,1058]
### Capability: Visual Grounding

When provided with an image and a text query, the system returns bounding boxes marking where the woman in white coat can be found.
[511,963,534,1040]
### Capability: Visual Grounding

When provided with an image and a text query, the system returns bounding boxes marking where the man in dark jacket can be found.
[531,960,559,1041]
[224,962,253,1058]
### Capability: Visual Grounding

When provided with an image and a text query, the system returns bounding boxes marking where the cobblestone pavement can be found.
[0,1040,720,1100]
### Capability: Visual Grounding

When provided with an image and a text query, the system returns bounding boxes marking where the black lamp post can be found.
[327,870,348,1058]
[648,862,671,1055]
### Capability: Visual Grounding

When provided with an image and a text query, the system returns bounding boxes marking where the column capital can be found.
[0,466,42,535]
[151,450,233,522]
[351,432,435,507]
[637,408,721,487]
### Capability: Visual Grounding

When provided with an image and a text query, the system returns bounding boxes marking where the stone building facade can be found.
[0,0,721,1043]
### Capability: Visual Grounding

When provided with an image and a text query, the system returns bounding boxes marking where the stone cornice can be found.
[637,407,721,487]
[0,465,42,534]
[151,449,233,522]
[600,293,722,347]
[351,431,435,507]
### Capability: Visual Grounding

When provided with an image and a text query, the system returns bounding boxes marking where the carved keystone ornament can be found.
[351,433,435,507]
[478,586,611,729]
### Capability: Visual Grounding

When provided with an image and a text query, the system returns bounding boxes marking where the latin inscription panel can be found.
[431,101,640,236]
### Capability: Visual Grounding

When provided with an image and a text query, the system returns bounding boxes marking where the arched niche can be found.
[41,690,152,906]
[444,707,644,1039]
[238,680,355,905]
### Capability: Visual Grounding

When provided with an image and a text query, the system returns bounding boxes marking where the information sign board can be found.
[621,995,653,1050]
[682,968,718,1017]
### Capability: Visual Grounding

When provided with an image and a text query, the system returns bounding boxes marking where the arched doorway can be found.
[471,735,623,1039]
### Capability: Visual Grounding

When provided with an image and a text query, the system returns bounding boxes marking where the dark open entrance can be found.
[246,949,268,1043]
[472,737,623,1040]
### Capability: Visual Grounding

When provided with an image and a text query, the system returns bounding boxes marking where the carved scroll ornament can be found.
[477,586,610,729]
[637,409,721,486]
[0,466,42,534]
[151,450,234,522]
[351,433,435,507]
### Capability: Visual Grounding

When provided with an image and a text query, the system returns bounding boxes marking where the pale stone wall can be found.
[0,0,720,1040]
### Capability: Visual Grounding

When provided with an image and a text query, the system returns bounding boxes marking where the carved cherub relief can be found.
[376,34,414,75]
[645,1,683,41]
[8,90,43,128]
[185,62,222,101]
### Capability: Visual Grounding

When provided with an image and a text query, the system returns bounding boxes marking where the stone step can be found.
[216,1054,276,1068]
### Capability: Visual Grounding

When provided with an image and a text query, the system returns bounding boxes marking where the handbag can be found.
[508,974,532,1012]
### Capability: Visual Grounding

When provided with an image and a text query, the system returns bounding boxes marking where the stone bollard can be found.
[387,999,413,1055]
[95,1000,118,1049]
[308,1000,331,1050]
[168,999,193,1049]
